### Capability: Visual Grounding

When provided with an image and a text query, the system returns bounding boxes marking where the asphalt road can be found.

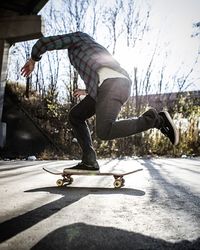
[0,157,200,250]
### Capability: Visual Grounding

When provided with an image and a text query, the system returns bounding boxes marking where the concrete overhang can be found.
[0,15,44,43]
[0,0,48,16]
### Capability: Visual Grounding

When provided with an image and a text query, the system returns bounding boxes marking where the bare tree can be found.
[103,0,123,54]
[192,21,200,38]
[123,0,150,47]
[175,54,199,92]
[64,0,90,31]
[17,41,33,98]
[89,0,102,37]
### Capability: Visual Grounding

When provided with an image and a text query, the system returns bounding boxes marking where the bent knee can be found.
[96,126,111,140]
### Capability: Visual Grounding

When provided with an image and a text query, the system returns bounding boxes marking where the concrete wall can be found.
[0,40,9,147]
[1,89,55,158]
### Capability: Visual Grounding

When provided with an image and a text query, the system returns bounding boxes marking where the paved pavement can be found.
[0,157,200,249]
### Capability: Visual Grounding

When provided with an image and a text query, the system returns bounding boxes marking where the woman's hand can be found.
[73,89,87,98]
[21,58,36,77]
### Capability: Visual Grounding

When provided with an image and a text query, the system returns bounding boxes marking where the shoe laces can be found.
[161,126,170,136]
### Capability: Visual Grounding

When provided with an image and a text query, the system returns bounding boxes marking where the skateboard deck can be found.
[43,167,143,188]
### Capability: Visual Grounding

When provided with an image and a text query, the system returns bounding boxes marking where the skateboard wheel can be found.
[114,179,122,188]
[56,179,64,187]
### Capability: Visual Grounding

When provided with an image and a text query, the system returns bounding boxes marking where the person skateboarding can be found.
[21,31,179,172]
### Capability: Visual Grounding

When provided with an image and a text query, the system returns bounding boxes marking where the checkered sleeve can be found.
[31,34,73,61]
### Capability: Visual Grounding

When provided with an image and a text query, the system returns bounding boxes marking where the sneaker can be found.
[159,111,179,145]
[65,161,100,172]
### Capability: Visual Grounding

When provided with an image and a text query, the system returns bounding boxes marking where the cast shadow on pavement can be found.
[139,159,200,218]
[31,222,200,250]
[0,186,145,244]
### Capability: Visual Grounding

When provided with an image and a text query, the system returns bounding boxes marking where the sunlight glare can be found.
[115,45,141,73]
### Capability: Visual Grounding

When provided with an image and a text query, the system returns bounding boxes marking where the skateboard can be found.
[43,167,143,188]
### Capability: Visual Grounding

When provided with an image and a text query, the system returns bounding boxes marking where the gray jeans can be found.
[68,78,160,163]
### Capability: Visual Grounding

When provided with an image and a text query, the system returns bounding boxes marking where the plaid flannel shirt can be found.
[31,31,130,101]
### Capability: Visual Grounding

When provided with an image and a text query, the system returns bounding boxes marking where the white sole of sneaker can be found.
[163,111,179,145]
